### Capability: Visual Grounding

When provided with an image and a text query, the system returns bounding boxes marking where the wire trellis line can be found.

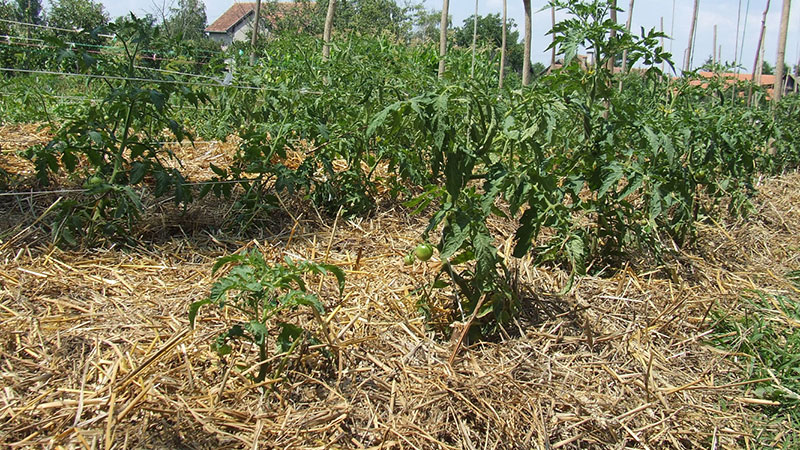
[0,92,221,111]
[0,35,216,67]
[0,19,221,57]
[0,179,264,198]
[0,139,224,145]
[0,18,115,38]
[0,67,322,95]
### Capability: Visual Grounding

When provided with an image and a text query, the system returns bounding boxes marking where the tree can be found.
[531,61,546,78]
[0,0,15,29]
[267,1,420,42]
[522,0,531,85]
[48,0,109,44]
[325,0,412,38]
[761,60,775,75]
[163,0,207,41]
[453,14,524,73]
[409,5,442,43]
[15,0,42,24]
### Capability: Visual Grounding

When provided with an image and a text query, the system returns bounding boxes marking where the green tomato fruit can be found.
[403,253,415,266]
[414,243,434,261]
[695,169,707,182]
[215,343,232,356]
[87,175,103,187]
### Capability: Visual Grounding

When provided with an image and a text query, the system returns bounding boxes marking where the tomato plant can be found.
[23,18,210,244]
[189,250,344,383]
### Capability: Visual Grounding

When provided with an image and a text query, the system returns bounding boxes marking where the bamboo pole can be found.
[684,0,700,72]
[438,0,450,78]
[499,0,508,88]
[773,0,792,102]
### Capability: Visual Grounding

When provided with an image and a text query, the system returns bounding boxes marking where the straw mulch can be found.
[1,132,799,448]
[0,123,49,177]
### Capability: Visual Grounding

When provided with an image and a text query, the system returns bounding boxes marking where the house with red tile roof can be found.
[689,71,798,98]
[205,2,314,48]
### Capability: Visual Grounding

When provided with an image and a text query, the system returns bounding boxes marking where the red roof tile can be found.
[205,3,256,34]
[205,2,315,34]
[692,71,776,86]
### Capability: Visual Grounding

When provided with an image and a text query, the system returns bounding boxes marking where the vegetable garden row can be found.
[2,1,799,387]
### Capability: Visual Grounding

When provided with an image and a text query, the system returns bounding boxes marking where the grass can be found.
[709,271,800,448]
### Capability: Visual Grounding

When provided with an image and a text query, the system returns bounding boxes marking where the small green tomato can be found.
[215,343,232,356]
[403,253,415,266]
[414,243,434,261]
[86,175,103,187]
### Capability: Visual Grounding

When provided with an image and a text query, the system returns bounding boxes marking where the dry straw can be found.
[1,128,799,448]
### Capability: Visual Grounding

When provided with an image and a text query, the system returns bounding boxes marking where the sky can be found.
[85,0,800,72]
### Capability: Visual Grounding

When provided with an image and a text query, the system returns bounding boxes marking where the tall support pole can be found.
[438,0,450,78]
[739,0,752,72]
[550,6,556,73]
[684,0,700,72]
[773,0,792,102]
[711,25,718,68]
[713,25,718,68]
[607,0,618,73]
[734,0,743,68]
[752,0,771,88]
[621,0,635,73]
[471,0,479,78]
[670,0,676,53]
[250,0,262,65]
[660,17,666,73]
[499,0,508,88]
[322,0,337,60]
[522,0,532,85]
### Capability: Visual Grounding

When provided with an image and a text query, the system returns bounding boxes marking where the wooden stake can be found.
[499,0,508,87]
[607,0,618,73]
[550,6,556,72]
[713,25,718,68]
[322,0,337,60]
[734,0,743,68]
[438,0,450,78]
[250,0,262,65]
[621,0,635,73]
[685,0,700,72]
[660,17,666,73]
[522,0,532,86]
[471,0,479,78]
[773,0,792,102]
[752,0,771,87]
